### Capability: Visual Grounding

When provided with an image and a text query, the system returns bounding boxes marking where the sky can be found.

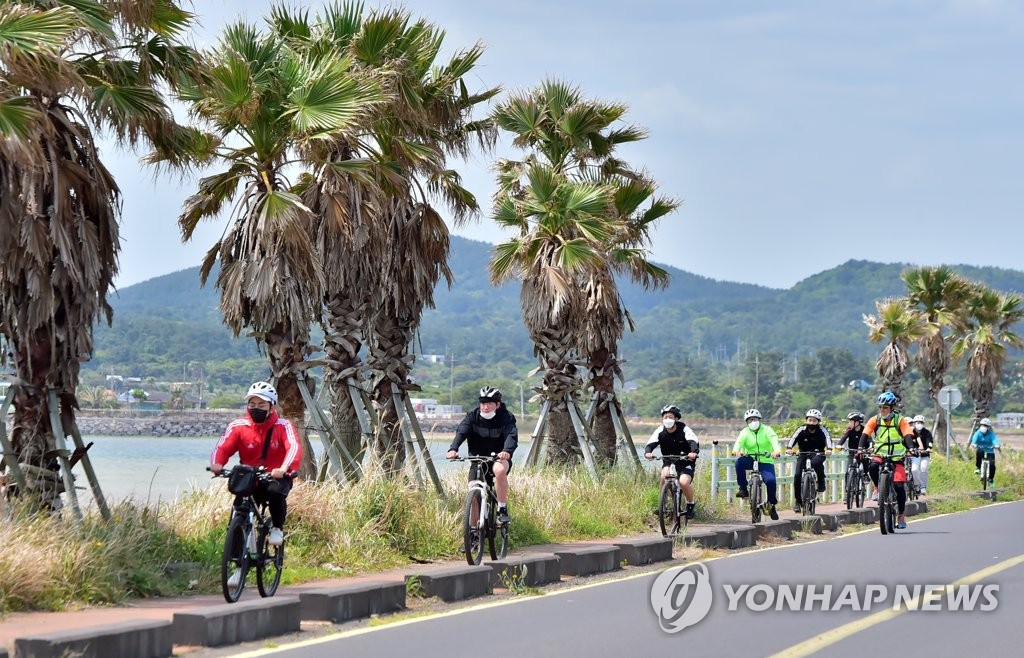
[101,0,1024,290]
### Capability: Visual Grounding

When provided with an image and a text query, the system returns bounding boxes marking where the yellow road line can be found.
[768,552,1024,658]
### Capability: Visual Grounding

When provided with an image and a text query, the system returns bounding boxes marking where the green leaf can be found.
[0,96,40,139]
[0,6,76,52]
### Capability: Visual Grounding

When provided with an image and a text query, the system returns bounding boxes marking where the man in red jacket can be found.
[210,381,302,553]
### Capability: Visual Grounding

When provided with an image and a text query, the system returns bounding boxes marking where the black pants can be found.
[975,451,996,479]
[794,454,826,504]
[235,477,293,529]
[868,462,907,514]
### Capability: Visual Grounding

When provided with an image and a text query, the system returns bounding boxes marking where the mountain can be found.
[88,237,1024,387]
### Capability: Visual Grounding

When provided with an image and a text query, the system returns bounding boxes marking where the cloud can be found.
[631,85,757,133]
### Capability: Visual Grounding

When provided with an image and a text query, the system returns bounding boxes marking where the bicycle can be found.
[656,456,692,537]
[791,451,825,516]
[208,465,293,603]
[842,448,868,510]
[873,454,900,536]
[736,451,772,524]
[906,449,920,501]
[454,454,509,566]
[979,450,994,491]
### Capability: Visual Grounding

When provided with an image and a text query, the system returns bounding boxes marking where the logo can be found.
[649,563,713,633]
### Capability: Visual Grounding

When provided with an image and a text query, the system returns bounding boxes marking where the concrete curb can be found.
[612,537,674,566]
[406,565,491,602]
[13,619,172,658]
[299,580,406,623]
[754,519,793,541]
[488,554,561,589]
[789,516,823,534]
[172,596,300,647]
[679,530,720,549]
[553,545,620,576]
[816,511,846,532]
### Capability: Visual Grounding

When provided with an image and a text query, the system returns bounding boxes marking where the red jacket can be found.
[211,409,302,473]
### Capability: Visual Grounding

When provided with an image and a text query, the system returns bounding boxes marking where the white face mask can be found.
[748,420,761,431]
[662,418,676,429]
[480,410,496,420]
[914,422,924,431]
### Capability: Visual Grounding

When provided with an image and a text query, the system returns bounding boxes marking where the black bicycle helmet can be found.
[660,404,682,419]
[478,386,502,403]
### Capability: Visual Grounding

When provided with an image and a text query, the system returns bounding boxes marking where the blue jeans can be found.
[735,456,778,505]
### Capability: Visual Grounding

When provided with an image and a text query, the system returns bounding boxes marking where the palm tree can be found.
[863,297,928,407]
[291,2,498,474]
[902,266,973,447]
[171,15,383,477]
[490,80,676,465]
[0,0,198,508]
[952,286,1024,431]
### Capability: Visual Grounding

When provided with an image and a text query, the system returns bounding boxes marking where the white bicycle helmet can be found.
[806,409,823,421]
[245,381,278,405]
[744,408,762,420]
[478,386,502,402]
[979,417,992,427]
[912,415,925,423]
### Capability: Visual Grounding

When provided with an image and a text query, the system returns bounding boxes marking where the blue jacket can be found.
[970,428,1000,452]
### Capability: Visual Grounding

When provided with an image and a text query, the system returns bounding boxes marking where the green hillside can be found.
[87,237,1024,394]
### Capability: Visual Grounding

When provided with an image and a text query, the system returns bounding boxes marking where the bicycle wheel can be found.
[463,488,485,566]
[221,514,250,603]
[885,485,896,534]
[496,515,510,559]
[486,501,499,561]
[878,472,891,536]
[801,472,815,516]
[855,470,865,508]
[980,459,989,490]
[845,470,856,510]
[658,482,679,536]
[749,475,763,524]
[256,523,284,598]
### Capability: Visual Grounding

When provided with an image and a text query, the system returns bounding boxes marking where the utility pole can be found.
[754,353,760,409]
[448,348,455,407]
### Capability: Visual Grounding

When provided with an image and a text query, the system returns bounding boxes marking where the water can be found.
[72,435,468,506]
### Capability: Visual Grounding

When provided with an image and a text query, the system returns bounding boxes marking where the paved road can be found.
[220,501,1024,657]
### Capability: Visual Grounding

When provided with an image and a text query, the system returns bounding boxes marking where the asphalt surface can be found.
[212,500,1024,658]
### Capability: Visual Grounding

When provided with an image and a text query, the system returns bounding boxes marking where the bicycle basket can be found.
[227,465,259,496]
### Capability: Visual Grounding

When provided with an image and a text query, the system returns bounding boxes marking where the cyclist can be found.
[211,381,302,586]
[836,411,868,469]
[970,418,1001,486]
[910,414,933,494]
[447,386,518,525]
[786,409,832,513]
[644,404,700,519]
[733,409,782,520]
[860,391,914,529]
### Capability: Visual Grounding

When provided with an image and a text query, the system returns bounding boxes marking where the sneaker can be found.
[921,488,927,495]
[975,469,981,475]
[470,531,481,553]
[817,485,826,493]
[497,508,509,525]
[735,488,749,499]
[793,505,802,514]
[227,568,241,588]
[685,502,696,519]
[988,479,995,486]
[268,527,284,546]
[896,517,907,530]
[769,505,779,521]
[871,492,878,501]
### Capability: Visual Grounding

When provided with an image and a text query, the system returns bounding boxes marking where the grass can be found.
[0,448,1019,614]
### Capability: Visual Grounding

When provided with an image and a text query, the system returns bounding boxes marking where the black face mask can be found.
[249,408,270,423]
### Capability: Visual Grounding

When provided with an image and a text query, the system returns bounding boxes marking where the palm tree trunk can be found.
[265,323,317,479]
[367,313,415,476]
[323,293,370,477]
[587,347,621,467]
[534,329,584,466]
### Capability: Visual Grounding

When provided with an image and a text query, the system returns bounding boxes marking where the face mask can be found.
[914,422,924,431]
[881,411,894,421]
[249,407,269,423]
[980,426,988,433]
[806,423,818,431]
[480,410,496,420]
[662,418,676,429]
[748,420,760,431]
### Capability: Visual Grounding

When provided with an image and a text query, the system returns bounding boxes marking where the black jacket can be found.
[449,405,519,456]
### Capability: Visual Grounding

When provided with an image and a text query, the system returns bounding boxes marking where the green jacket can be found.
[735,425,781,464]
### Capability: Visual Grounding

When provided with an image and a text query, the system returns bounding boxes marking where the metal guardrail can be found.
[709,442,877,506]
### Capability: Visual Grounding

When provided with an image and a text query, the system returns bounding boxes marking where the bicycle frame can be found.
[793,451,822,515]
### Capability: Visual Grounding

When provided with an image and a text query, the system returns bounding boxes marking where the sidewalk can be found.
[0,490,987,657]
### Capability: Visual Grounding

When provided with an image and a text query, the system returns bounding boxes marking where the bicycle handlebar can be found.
[206,465,299,480]
[451,453,499,463]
